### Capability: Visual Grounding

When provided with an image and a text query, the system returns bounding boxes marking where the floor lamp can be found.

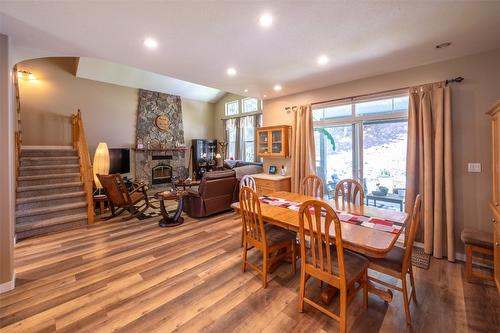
[93,142,110,195]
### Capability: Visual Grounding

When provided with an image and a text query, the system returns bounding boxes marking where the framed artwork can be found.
[269,165,277,174]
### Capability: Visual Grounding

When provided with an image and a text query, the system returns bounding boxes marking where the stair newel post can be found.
[72,109,94,225]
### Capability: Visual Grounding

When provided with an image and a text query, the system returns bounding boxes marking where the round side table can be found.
[154,191,185,227]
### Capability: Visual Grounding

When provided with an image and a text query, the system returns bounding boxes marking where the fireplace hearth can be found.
[152,164,172,185]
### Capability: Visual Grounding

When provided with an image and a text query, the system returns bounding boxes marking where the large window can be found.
[314,93,409,211]
[223,96,262,162]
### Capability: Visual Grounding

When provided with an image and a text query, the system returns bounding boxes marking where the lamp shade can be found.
[216,153,222,159]
[93,142,110,189]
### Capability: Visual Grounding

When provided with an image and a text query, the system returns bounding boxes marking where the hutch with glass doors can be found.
[256,125,290,158]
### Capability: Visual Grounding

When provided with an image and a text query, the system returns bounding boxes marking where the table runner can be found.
[259,195,403,234]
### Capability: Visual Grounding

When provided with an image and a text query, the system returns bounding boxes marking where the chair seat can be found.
[368,246,405,273]
[461,228,493,249]
[265,224,296,247]
[307,246,369,283]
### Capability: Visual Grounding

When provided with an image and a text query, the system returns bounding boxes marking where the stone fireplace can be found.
[135,89,186,186]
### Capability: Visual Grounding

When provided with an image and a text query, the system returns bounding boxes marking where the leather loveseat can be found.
[182,170,238,218]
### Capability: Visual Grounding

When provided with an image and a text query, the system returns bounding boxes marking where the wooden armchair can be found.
[300,174,324,198]
[97,174,151,220]
[335,179,365,205]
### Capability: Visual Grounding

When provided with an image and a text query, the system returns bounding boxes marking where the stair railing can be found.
[71,109,94,224]
[13,64,21,183]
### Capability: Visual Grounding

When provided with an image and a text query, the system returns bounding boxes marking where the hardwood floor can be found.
[0,211,499,332]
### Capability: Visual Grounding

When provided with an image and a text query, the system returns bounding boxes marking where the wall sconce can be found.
[93,142,110,190]
[17,70,36,81]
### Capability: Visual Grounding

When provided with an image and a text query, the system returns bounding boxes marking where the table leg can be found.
[158,199,184,228]
[99,200,105,215]
[368,281,393,302]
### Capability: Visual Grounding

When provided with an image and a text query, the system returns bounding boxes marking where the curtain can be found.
[405,82,454,261]
[224,114,262,161]
[292,105,316,193]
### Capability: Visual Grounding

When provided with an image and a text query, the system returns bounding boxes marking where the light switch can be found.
[467,163,481,173]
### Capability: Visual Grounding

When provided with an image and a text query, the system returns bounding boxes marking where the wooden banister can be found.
[72,109,95,224]
[13,64,22,184]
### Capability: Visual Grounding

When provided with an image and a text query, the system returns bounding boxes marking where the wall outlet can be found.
[467,163,481,173]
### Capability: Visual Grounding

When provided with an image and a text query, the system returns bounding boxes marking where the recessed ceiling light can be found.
[226,67,237,76]
[143,37,158,49]
[273,84,282,92]
[317,55,329,65]
[436,42,451,49]
[263,94,267,98]
[259,13,273,27]
[244,89,248,93]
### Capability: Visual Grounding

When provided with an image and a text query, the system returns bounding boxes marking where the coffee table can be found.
[154,191,185,227]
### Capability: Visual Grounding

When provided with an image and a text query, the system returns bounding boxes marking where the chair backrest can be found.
[300,175,324,198]
[239,186,267,247]
[335,179,364,205]
[97,173,130,207]
[199,170,237,197]
[402,194,422,272]
[240,175,256,191]
[298,199,347,287]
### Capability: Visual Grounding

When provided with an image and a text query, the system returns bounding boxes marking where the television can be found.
[108,148,130,174]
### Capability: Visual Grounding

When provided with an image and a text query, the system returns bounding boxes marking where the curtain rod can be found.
[285,76,464,110]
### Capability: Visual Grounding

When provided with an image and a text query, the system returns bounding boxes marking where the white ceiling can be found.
[76,57,225,103]
[1,1,500,100]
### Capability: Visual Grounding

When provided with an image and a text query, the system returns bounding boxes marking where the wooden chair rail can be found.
[72,109,94,224]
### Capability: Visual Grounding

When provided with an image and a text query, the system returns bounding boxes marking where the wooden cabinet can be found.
[252,173,291,196]
[487,100,500,291]
[256,125,290,158]
[191,139,217,180]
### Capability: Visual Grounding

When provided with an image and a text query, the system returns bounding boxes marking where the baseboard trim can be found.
[0,272,16,294]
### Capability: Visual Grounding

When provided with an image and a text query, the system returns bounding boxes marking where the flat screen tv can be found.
[109,148,130,174]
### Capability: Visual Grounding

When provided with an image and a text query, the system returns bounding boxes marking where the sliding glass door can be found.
[314,93,409,211]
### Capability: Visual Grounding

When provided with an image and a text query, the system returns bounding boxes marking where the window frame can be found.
[225,100,239,117]
[242,97,260,114]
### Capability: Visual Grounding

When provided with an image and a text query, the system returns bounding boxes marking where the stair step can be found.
[16,191,86,210]
[19,165,80,176]
[16,213,88,235]
[16,201,87,218]
[20,156,79,167]
[17,173,81,187]
[20,146,78,157]
[16,182,84,198]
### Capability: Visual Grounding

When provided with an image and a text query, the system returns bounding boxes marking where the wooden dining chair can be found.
[335,179,364,205]
[367,194,422,324]
[298,199,368,333]
[240,175,257,191]
[300,174,324,198]
[240,186,296,288]
[240,176,257,246]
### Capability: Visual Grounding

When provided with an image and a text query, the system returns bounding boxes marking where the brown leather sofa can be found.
[182,170,238,218]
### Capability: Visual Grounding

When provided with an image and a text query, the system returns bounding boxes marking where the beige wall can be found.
[263,48,500,255]
[0,33,15,291]
[17,57,216,174]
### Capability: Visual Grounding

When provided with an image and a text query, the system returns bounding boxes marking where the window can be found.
[225,118,238,159]
[314,93,408,211]
[240,116,256,162]
[242,97,259,113]
[225,100,239,116]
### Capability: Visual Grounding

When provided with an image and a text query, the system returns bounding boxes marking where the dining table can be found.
[231,190,410,303]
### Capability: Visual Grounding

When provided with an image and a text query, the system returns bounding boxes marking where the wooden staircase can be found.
[14,111,95,240]
[16,147,88,239]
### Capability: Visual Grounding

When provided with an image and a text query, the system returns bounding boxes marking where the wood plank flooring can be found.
[0,211,499,332]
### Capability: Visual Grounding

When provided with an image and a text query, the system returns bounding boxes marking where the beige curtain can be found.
[405,82,454,261]
[292,105,316,192]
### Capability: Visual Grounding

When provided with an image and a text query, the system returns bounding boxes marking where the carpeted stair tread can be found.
[16,202,87,218]
[19,164,80,170]
[17,182,83,192]
[16,191,85,204]
[18,173,80,181]
[16,213,88,233]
